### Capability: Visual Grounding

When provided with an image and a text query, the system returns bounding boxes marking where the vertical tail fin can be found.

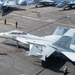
[53,36,72,48]
[53,27,68,35]
[53,29,75,48]
[71,33,75,44]
[43,27,68,40]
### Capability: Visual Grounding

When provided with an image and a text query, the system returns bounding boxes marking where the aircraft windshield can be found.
[10,31,27,35]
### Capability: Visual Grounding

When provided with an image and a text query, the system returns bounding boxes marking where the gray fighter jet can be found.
[33,0,56,7]
[1,27,75,63]
[56,0,75,10]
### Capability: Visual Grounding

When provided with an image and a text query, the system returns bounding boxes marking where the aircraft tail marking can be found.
[53,29,75,49]
[53,36,72,49]
[53,27,68,35]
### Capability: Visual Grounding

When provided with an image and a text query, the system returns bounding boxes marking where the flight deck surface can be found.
[0,5,75,75]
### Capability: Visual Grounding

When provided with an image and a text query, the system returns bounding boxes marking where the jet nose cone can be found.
[0,33,5,38]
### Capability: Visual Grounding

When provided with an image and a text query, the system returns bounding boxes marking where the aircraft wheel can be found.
[35,5,38,8]
[69,6,72,9]
[16,41,20,48]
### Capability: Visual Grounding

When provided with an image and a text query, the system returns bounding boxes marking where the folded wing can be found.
[28,44,56,61]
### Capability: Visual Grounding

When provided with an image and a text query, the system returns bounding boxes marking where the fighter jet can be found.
[0,0,16,10]
[56,0,75,10]
[18,0,34,6]
[1,27,75,63]
[15,27,75,63]
[0,0,31,11]
[33,0,56,7]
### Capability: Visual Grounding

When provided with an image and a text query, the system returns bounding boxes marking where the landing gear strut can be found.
[16,41,20,48]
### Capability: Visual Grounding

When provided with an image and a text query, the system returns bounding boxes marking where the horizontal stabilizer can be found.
[71,33,75,44]
[62,51,75,62]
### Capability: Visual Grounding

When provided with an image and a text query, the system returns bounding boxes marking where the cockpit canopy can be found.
[9,30,27,35]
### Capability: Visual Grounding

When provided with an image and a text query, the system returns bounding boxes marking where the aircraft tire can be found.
[35,5,39,8]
